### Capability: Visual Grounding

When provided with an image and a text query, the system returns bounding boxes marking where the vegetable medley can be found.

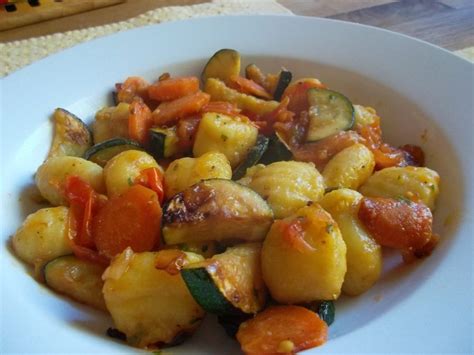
[13,49,441,353]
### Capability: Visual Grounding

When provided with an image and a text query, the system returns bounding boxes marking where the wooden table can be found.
[1,0,473,52]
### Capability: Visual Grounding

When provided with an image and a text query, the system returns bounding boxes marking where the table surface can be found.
[0,0,473,51]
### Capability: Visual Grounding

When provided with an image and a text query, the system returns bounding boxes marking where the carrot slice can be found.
[128,100,153,145]
[148,76,200,101]
[93,185,162,259]
[152,91,210,126]
[236,305,328,354]
[358,197,433,254]
[228,75,273,100]
[134,167,165,204]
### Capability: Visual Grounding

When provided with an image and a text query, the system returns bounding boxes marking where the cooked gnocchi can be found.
[240,161,325,218]
[103,149,161,198]
[164,151,232,198]
[193,112,258,167]
[13,206,72,268]
[319,189,382,296]
[12,49,442,353]
[36,156,105,206]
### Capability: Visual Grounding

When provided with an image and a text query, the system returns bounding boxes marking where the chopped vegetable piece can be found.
[128,100,153,145]
[93,185,162,259]
[148,76,200,101]
[282,78,325,115]
[181,243,266,315]
[306,88,354,142]
[232,134,269,180]
[236,305,328,354]
[152,91,210,126]
[228,75,272,99]
[48,108,92,158]
[358,197,435,259]
[202,48,241,83]
[134,167,165,204]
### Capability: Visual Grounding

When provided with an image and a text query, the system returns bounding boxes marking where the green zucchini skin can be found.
[202,48,241,84]
[181,268,240,315]
[306,300,335,326]
[306,88,354,142]
[84,138,142,167]
[149,127,179,159]
[259,134,292,164]
[181,243,266,316]
[232,135,269,180]
[217,314,252,338]
[273,70,292,101]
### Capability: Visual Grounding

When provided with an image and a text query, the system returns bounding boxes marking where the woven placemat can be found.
[0,0,291,77]
[1,1,472,78]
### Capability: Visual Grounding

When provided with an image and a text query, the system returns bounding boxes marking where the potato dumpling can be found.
[354,105,379,127]
[103,150,161,198]
[164,151,232,198]
[36,156,105,206]
[322,143,375,190]
[319,189,382,296]
[240,161,325,219]
[103,249,205,348]
[359,166,440,210]
[193,112,258,168]
[92,103,130,143]
[262,204,346,303]
[12,206,72,268]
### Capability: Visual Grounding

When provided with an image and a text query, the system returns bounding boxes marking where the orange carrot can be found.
[93,185,162,259]
[116,76,150,104]
[236,305,328,354]
[134,167,165,204]
[228,75,273,99]
[148,76,200,101]
[152,91,210,126]
[128,100,153,145]
[358,197,433,255]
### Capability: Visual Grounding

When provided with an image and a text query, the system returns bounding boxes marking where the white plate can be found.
[1,15,472,354]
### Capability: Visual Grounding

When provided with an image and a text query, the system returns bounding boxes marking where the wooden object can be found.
[0,0,125,31]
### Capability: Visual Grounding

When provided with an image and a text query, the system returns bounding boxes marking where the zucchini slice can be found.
[232,134,269,180]
[273,69,292,101]
[259,133,292,164]
[48,108,92,158]
[149,127,180,159]
[84,138,143,167]
[43,255,107,311]
[162,179,273,245]
[181,243,267,315]
[202,48,241,84]
[306,88,354,142]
